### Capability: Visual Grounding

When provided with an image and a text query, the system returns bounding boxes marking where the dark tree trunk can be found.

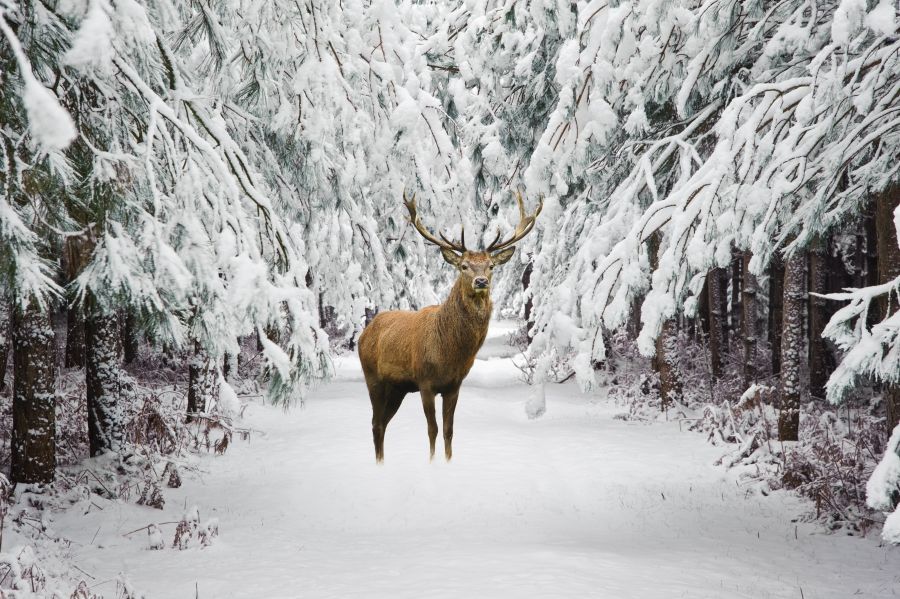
[779,251,805,441]
[627,296,642,340]
[697,275,710,340]
[122,310,139,365]
[656,319,683,408]
[222,352,238,382]
[865,203,880,287]
[707,268,726,380]
[648,233,682,407]
[740,252,758,388]
[62,237,88,369]
[769,255,784,376]
[0,297,9,392]
[85,300,125,456]
[187,342,217,420]
[11,300,56,483]
[64,304,85,368]
[730,250,741,343]
[876,185,900,438]
[808,239,830,400]
[522,258,535,342]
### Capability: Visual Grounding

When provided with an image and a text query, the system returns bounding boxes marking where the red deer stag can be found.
[358,191,542,462]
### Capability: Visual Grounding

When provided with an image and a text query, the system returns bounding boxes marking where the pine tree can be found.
[779,251,805,442]
[808,238,830,400]
[10,300,56,483]
[0,294,9,391]
[876,185,900,438]
[187,343,217,421]
[706,268,726,380]
[768,257,784,376]
[740,252,758,389]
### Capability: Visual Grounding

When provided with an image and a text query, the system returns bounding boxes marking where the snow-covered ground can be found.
[54,323,897,598]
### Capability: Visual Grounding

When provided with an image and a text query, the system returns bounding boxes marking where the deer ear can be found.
[441,248,462,266]
[491,247,516,266]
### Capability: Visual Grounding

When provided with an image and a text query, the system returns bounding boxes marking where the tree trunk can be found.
[769,255,784,377]
[697,275,709,337]
[730,250,741,343]
[865,203,880,287]
[85,300,125,456]
[707,267,726,380]
[187,342,217,420]
[522,258,535,342]
[222,352,238,383]
[648,233,683,408]
[656,319,683,408]
[62,237,88,369]
[876,185,900,438]
[627,296,642,340]
[64,304,85,368]
[122,310,139,365]
[808,239,830,400]
[11,300,56,483]
[740,252,758,389]
[0,296,10,392]
[779,251,805,441]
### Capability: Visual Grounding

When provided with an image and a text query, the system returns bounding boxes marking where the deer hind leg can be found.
[382,386,405,428]
[367,380,388,463]
[442,388,460,461]
[420,388,439,461]
[369,381,406,464]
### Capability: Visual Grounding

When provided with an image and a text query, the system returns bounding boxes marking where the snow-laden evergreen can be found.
[2,0,900,545]
[420,0,900,540]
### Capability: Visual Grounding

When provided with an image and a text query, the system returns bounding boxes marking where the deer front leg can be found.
[421,388,439,461]
[442,387,460,461]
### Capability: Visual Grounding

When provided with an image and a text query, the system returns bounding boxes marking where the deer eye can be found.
[461,264,469,270]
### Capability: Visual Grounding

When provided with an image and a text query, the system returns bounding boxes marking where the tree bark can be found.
[865,203,880,287]
[187,342,217,420]
[85,299,125,456]
[62,237,87,369]
[779,251,805,441]
[648,233,683,407]
[707,268,726,380]
[0,296,9,392]
[656,319,683,408]
[876,185,900,438]
[122,310,139,365]
[64,304,85,368]
[11,300,56,483]
[697,275,710,340]
[769,255,784,377]
[222,352,238,383]
[730,250,741,342]
[522,258,535,342]
[808,239,830,400]
[740,252,758,388]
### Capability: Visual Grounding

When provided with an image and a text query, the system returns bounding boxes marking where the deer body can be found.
[360,280,491,393]
[359,192,541,462]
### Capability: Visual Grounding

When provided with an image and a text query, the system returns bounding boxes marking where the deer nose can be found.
[473,277,489,289]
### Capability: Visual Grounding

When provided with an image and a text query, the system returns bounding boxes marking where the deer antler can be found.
[403,191,467,253]
[485,191,543,253]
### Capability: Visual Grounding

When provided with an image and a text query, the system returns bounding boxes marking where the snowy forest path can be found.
[59,323,896,598]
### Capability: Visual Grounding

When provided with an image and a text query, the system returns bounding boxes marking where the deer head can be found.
[403,191,543,295]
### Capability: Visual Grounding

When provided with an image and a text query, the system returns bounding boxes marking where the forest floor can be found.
[49,322,898,598]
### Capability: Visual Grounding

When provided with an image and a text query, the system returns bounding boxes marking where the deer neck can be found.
[437,278,492,352]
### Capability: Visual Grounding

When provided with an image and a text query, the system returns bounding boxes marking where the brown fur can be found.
[358,249,513,462]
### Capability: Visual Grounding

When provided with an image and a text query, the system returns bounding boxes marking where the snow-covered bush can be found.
[867,425,900,542]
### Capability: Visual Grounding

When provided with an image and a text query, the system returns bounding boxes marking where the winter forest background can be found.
[1,0,900,596]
